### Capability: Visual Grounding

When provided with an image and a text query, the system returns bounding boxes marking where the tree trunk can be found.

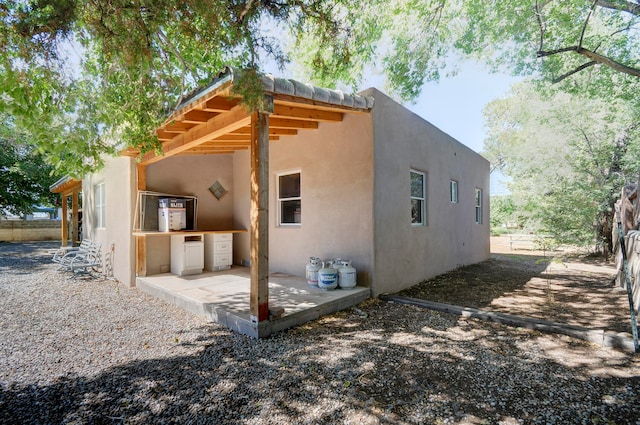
[597,208,614,258]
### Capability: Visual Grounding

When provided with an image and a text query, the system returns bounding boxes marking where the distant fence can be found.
[613,185,640,315]
[0,220,60,242]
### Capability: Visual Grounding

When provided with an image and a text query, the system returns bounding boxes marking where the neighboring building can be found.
[77,67,489,329]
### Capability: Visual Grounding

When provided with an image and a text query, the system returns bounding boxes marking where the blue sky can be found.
[382,62,521,195]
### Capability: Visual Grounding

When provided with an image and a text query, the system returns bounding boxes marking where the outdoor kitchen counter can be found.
[132,229,247,236]
[132,230,247,277]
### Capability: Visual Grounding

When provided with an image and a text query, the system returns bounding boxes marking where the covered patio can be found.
[137,267,369,338]
[127,67,374,337]
[49,176,82,247]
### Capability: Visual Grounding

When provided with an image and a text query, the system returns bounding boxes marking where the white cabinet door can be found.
[184,242,204,269]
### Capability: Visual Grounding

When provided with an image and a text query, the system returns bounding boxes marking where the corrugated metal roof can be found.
[174,66,374,114]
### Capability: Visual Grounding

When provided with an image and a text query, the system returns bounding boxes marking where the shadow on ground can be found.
[398,252,631,333]
[1,308,639,425]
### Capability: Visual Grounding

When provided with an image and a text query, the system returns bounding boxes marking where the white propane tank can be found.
[331,258,342,286]
[318,261,338,290]
[338,260,357,289]
[305,257,321,287]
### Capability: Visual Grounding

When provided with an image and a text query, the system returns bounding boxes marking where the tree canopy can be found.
[1,0,638,179]
[456,0,640,88]
[0,117,59,217]
[484,79,640,253]
[1,0,401,176]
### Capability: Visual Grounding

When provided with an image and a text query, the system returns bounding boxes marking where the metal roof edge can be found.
[50,176,82,193]
[169,66,374,118]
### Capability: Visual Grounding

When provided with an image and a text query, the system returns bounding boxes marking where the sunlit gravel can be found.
[1,241,639,424]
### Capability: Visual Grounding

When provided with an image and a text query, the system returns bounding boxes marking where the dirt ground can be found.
[399,235,634,334]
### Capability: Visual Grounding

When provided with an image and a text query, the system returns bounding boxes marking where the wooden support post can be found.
[61,194,69,246]
[137,163,147,191]
[136,163,147,277]
[250,97,273,323]
[71,190,79,246]
[136,236,147,277]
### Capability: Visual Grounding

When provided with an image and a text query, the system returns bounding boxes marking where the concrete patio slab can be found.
[136,266,370,338]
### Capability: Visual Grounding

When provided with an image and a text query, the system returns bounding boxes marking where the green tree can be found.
[484,81,640,254]
[2,0,639,178]
[489,195,516,230]
[456,0,640,87]
[1,0,406,176]
[0,120,60,217]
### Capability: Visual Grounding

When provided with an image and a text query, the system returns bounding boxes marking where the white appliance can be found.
[171,234,204,276]
[158,198,186,232]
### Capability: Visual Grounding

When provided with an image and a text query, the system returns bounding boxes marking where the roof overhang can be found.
[50,176,82,195]
[124,67,375,165]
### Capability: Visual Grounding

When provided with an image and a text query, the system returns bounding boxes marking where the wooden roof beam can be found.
[163,121,193,133]
[141,105,251,165]
[211,135,279,142]
[177,150,240,156]
[181,110,217,124]
[156,130,176,141]
[203,96,242,112]
[200,141,251,147]
[272,104,343,122]
[231,127,297,136]
[273,94,371,113]
[269,117,319,129]
[183,145,248,152]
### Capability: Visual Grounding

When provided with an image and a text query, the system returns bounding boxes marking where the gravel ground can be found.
[1,241,639,425]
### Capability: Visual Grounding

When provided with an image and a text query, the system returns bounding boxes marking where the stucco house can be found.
[71,67,489,336]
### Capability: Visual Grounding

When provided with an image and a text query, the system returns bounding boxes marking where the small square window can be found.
[278,172,301,225]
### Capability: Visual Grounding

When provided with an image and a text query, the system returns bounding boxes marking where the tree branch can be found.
[579,128,607,179]
[596,0,640,16]
[156,29,188,109]
[537,46,581,57]
[238,0,256,24]
[579,47,640,77]
[551,60,597,83]
[539,45,640,79]
[534,0,546,53]
[579,1,599,49]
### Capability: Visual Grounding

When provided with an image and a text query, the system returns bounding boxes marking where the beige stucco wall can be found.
[233,112,375,285]
[232,151,251,266]
[143,154,236,273]
[89,88,488,295]
[365,88,490,296]
[146,155,235,230]
[83,156,137,285]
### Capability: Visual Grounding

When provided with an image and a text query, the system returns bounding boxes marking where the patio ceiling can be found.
[124,67,374,165]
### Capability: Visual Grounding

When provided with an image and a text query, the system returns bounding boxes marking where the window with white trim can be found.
[410,170,426,226]
[450,180,458,203]
[475,188,483,224]
[95,182,106,229]
[277,171,301,225]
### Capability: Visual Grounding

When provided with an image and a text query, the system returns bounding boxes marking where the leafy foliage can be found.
[484,79,640,253]
[456,0,640,86]
[1,0,638,180]
[2,0,405,176]
[489,195,516,230]
[0,119,60,217]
